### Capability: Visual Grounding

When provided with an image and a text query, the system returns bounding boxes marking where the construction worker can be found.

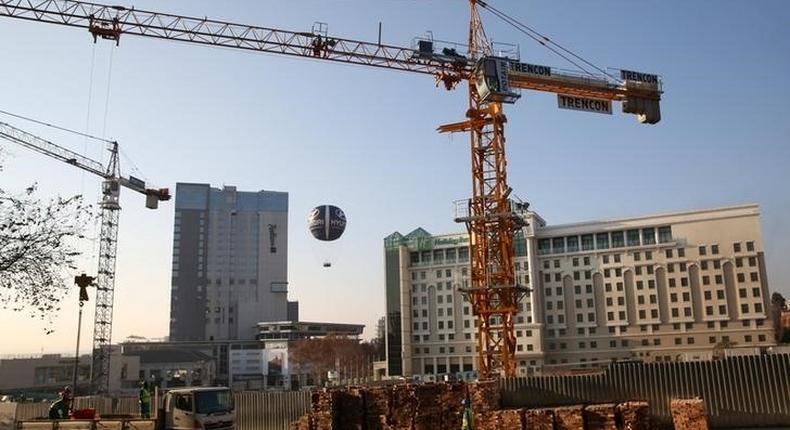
[461,398,474,430]
[139,380,152,419]
[48,387,71,420]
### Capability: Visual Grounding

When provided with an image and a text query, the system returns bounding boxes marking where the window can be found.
[596,233,610,249]
[605,269,611,278]
[750,272,759,282]
[584,256,591,265]
[555,273,562,282]
[746,241,755,252]
[711,245,719,255]
[753,287,761,297]
[699,246,707,256]
[573,257,579,267]
[702,276,710,286]
[755,303,763,313]
[678,248,685,257]
[759,334,766,342]
[749,257,757,267]
[627,230,640,246]
[701,261,708,270]
[715,275,723,285]
[658,226,672,243]
[719,305,727,315]
[538,239,551,255]
[733,242,741,253]
[582,234,594,251]
[614,254,621,263]
[635,267,642,275]
[668,263,675,273]
[645,251,652,260]
[575,285,582,294]
[713,260,721,269]
[567,236,579,252]
[553,237,565,254]
[666,249,674,259]
[634,252,641,262]
[741,304,749,314]
[736,258,743,268]
[554,259,561,269]
[612,231,625,248]
[643,228,656,245]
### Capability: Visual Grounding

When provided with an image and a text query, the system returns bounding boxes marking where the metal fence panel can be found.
[500,353,790,428]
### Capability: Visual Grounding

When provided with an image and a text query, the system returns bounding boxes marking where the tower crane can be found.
[0,121,170,393]
[0,0,662,380]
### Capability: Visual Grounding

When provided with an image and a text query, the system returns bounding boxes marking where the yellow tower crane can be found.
[0,0,662,381]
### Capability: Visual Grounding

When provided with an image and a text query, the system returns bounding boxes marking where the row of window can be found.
[538,226,673,255]
[410,248,470,265]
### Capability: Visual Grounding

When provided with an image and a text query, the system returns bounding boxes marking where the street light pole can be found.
[73,274,95,395]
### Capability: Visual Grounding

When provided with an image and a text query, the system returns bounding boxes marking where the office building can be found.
[169,183,293,342]
[384,204,776,377]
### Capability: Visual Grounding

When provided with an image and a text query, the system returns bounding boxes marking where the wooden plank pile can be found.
[525,408,555,430]
[670,398,709,430]
[363,386,391,430]
[413,383,444,430]
[390,384,416,430]
[583,403,617,430]
[439,382,466,430]
[554,405,585,430]
[615,401,651,430]
[469,380,501,413]
[291,382,675,430]
[310,389,339,430]
[335,388,364,430]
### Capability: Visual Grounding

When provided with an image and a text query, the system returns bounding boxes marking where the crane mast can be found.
[0,122,169,392]
[0,0,662,380]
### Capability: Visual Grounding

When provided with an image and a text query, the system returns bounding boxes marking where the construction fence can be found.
[3,391,311,430]
[500,353,790,428]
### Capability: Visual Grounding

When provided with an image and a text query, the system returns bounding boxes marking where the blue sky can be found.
[0,1,788,354]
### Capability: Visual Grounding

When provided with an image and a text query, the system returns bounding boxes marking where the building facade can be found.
[384,204,776,377]
[169,183,294,341]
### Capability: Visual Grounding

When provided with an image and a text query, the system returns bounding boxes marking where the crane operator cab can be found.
[101,179,121,209]
[475,57,521,104]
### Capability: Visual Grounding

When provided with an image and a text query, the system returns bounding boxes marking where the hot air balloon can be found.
[307,205,347,267]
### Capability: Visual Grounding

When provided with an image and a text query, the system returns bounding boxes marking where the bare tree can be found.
[0,153,93,332]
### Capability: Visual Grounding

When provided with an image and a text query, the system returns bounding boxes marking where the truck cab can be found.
[163,387,234,430]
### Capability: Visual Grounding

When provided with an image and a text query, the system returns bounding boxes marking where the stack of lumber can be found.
[554,405,584,430]
[525,408,555,430]
[615,401,651,430]
[670,398,709,430]
[583,403,617,430]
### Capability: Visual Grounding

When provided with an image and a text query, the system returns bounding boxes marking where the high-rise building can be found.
[384,204,776,377]
[170,183,292,342]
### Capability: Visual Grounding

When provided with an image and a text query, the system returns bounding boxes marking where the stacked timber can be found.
[390,384,416,430]
[413,383,444,430]
[554,405,585,430]
[525,408,555,430]
[469,380,501,413]
[670,398,709,430]
[615,401,651,430]
[363,386,392,430]
[289,414,312,430]
[439,382,466,430]
[497,409,525,430]
[583,403,617,430]
[335,388,364,430]
[311,389,338,430]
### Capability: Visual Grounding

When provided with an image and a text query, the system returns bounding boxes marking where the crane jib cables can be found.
[477,1,623,84]
[0,109,115,144]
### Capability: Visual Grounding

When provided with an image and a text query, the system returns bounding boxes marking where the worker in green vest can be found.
[461,398,474,430]
[48,387,71,420]
[139,381,152,418]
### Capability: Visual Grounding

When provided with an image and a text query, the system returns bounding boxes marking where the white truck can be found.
[15,387,235,430]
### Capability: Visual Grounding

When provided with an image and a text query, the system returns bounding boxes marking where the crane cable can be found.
[0,108,114,144]
[477,1,623,84]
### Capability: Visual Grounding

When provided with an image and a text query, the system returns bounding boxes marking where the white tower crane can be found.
[0,121,170,393]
